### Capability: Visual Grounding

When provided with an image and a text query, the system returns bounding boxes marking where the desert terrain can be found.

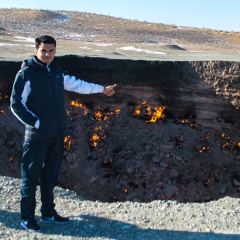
[0,8,240,61]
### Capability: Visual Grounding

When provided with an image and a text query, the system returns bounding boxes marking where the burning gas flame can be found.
[134,108,141,115]
[222,142,230,149]
[91,133,100,147]
[198,147,207,153]
[132,101,165,122]
[94,126,102,131]
[205,133,211,140]
[103,116,108,121]
[64,135,70,142]
[64,135,71,151]
[71,101,88,115]
[181,119,189,124]
[94,111,102,119]
[146,106,165,123]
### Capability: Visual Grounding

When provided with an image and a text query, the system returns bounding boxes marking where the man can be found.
[10,35,116,232]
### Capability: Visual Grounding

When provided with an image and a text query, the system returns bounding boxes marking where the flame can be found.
[0,109,5,114]
[124,188,129,193]
[222,142,229,149]
[146,106,151,112]
[205,133,211,140]
[71,100,77,106]
[132,101,166,122]
[92,111,103,121]
[115,109,121,114]
[238,142,240,147]
[71,101,88,115]
[181,119,189,124]
[94,126,102,131]
[9,157,13,162]
[134,108,141,115]
[91,133,99,147]
[94,111,102,118]
[64,135,71,151]
[71,100,83,107]
[64,135,70,142]
[146,106,165,123]
[92,134,99,141]
[198,147,207,153]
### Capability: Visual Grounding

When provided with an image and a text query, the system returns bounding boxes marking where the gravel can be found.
[0,176,240,239]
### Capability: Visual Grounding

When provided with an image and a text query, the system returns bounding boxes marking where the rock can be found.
[152,155,161,164]
[233,179,240,187]
[163,183,179,199]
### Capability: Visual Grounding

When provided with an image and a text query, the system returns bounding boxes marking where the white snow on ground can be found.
[117,46,166,55]
[24,44,35,47]
[13,36,35,42]
[94,43,113,46]
[68,34,83,38]
[79,47,91,50]
[0,43,21,46]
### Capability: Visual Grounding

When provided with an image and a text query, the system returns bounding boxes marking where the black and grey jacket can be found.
[10,56,104,142]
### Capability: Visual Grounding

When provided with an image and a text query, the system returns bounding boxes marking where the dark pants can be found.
[20,137,64,220]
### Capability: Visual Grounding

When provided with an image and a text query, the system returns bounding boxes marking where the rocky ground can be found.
[1,175,240,240]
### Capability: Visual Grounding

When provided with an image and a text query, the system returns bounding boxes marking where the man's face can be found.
[35,43,56,64]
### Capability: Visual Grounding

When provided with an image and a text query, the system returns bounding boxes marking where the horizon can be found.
[0,0,239,32]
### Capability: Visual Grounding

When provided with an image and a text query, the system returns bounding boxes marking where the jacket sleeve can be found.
[63,73,104,94]
[10,69,39,128]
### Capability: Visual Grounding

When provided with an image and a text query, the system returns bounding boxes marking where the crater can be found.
[0,56,239,203]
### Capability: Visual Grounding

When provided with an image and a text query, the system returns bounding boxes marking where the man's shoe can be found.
[21,217,41,232]
[40,210,69,224]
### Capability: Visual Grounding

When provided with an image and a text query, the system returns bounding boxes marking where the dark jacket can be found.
[10,56,104,142]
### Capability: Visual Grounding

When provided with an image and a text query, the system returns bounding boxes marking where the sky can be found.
[0,0,240,32]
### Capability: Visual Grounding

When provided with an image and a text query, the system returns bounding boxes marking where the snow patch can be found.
[0,43,21,46]
[14,36,35,42]
[118,46,166,55]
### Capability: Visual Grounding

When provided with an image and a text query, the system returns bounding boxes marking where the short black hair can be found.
[35,35,56,49]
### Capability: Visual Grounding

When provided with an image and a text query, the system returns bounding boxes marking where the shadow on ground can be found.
[0,210,239,240]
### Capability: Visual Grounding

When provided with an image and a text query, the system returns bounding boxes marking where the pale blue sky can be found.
[0,0,239,32]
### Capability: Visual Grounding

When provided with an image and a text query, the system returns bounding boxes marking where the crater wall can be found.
[1,56,239,130]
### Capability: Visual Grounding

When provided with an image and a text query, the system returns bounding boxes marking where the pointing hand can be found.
[103,84,117,96]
